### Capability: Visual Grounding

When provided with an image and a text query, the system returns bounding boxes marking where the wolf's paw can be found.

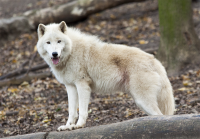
[57,124,75,131]
[74,123,85,129]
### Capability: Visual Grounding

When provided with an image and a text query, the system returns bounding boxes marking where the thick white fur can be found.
[37,21,175,131]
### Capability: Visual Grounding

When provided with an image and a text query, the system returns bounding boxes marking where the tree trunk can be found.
[157,0,200,76]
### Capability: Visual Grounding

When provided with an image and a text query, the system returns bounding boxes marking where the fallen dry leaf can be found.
[139,40,148,44]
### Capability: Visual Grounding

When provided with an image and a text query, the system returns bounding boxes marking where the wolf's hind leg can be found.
[130,72,163,115]
[130,86,163,115]
[57,85,78,131]
[134,97,163,115]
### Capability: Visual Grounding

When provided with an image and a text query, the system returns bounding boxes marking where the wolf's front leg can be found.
[74,80,91,129]
[57,85,78,131]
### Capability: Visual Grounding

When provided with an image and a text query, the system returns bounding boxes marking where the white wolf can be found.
[37,21,175,131]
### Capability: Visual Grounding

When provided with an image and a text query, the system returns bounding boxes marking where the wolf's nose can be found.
[52,52,58,57]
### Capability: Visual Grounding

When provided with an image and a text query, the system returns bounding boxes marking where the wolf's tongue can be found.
[52,58,59,65]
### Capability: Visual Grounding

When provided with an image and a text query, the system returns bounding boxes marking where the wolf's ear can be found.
[38,24,46,38]
[59,21,67,33]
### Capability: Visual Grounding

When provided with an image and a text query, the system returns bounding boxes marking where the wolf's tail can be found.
[155,60,175,115]
[158,80,175,115]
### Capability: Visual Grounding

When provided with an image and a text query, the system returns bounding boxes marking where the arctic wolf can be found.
[37,21,175,131]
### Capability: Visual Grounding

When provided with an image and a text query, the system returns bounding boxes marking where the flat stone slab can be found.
[2,132,47,139]
[47,114,200,139]
[2,114,200,139]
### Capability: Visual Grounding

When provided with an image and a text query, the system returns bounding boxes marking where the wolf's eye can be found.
[47,41,50,44]
[58,40,61,43]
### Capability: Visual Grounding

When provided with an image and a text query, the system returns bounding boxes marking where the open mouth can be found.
[51,57,60,65]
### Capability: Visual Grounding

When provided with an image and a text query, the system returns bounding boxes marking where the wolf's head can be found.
[37,21,72,66]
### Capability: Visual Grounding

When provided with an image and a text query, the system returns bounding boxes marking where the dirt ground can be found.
[1,0,200,138]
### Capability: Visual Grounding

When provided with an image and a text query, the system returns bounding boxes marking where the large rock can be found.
[0,17,33,38]
[47,114,200,139]
[3,132,47,139]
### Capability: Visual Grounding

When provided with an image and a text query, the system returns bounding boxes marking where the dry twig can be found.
[26,52,38,75]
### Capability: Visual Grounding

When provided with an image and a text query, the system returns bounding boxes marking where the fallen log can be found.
[25,0,146,28]
[0,72,51,87]
[47,114,200,139]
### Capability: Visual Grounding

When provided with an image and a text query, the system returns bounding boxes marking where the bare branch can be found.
[0,63,48,80]
[0,72,51,87]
